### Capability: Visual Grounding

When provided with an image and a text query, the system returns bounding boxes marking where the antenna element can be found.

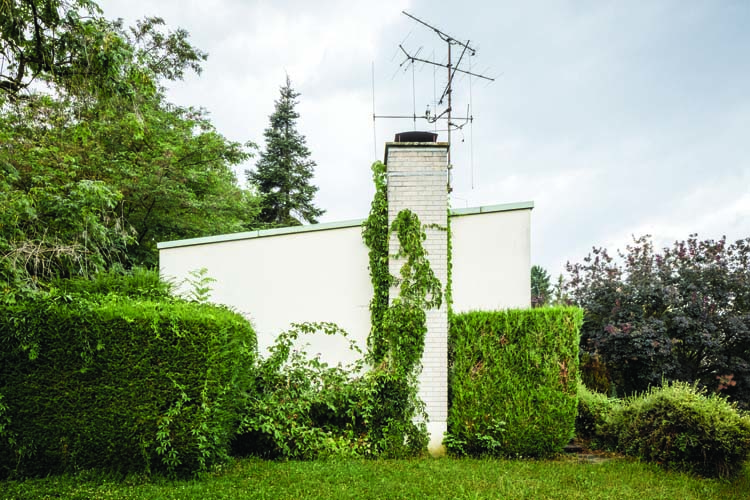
[374,11,495,172]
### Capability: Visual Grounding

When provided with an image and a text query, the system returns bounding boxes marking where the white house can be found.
[158,138,533,454]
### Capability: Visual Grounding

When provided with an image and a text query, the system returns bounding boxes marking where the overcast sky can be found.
[99,0,749,277]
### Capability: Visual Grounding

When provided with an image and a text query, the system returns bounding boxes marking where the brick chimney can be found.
[385,133,449,456]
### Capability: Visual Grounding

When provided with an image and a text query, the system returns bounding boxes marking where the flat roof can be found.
[157,200,534,250]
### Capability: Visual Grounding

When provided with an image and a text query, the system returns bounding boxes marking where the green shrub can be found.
[446,307,583,457]
[600,381,750,477]
[0,292,256,478]
[49,266,173,300]
[576,384,620,441]
[232,323,427,460]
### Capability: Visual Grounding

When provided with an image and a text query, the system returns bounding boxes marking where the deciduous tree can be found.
[567,235,750,408]
[0,1,205,99]
[0,1,260,294]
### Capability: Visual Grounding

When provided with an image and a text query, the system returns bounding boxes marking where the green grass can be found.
[1,457,748,500]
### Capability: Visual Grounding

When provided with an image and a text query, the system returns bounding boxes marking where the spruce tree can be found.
[248,76,325,227]
[530,265,552,307]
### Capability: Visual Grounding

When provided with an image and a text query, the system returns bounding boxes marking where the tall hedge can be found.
[0,294,256,478]
[447,307,583,457]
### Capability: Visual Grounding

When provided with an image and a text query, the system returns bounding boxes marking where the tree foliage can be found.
[530,265,551,307]
[0,1,260,292]
[1,0,103,96]
[567,235,750,407]
[248,76,324,227]
[0,1,205,99]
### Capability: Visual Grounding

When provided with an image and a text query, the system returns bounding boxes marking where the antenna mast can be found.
[375,11,495,168]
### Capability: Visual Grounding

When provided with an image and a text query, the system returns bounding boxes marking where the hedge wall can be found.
[446,307,583,457]
[0,294,256,478]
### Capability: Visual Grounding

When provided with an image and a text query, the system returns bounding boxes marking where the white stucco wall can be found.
[157,203,532,365]
[159,221,372,366]
[451,206,532,312]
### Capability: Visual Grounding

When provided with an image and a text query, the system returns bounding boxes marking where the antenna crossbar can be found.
[399,45,493,82]
[374,114,472,121]
[402,11,475,53]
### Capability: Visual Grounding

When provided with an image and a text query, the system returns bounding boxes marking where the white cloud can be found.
[96,0,750,278]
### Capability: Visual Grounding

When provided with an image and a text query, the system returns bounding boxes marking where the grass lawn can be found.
[1,456,748,500]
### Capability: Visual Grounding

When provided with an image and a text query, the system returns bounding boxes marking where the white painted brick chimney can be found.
[385,140,449,456]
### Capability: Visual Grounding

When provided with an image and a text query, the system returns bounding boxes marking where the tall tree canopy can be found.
[0,1,259,295]
[0,1,206,97]
[248,76,324,227]
[1,0,99,95]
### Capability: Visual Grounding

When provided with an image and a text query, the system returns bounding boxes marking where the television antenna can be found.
[373,11,495,169]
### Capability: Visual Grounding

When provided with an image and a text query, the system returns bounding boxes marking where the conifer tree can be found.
[248,76,324,227]
[530,265,551,307]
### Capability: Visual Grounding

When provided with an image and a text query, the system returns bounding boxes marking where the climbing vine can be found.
[391,210,442,312]
[382,209,442,375]
[362,160,443,372]
[360,158,453,454]
[362,161,390,363]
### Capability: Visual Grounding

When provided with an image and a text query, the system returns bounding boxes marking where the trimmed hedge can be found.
[0,293,256,478]
[446,307,583,457]
[599,382,750,478]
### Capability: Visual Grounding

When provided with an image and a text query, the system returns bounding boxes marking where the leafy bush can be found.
[600,382,750,478]
[446,307,583,457]
[233,323,427,460]
[0,173,132,294]
[50,266,174,300]
[0,292,256,478]
[567,235,750,407]
[576,384,620,441]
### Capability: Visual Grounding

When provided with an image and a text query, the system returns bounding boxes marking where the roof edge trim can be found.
[157,201,534,249]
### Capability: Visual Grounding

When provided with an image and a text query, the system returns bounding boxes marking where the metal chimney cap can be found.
[394,131,438,143]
